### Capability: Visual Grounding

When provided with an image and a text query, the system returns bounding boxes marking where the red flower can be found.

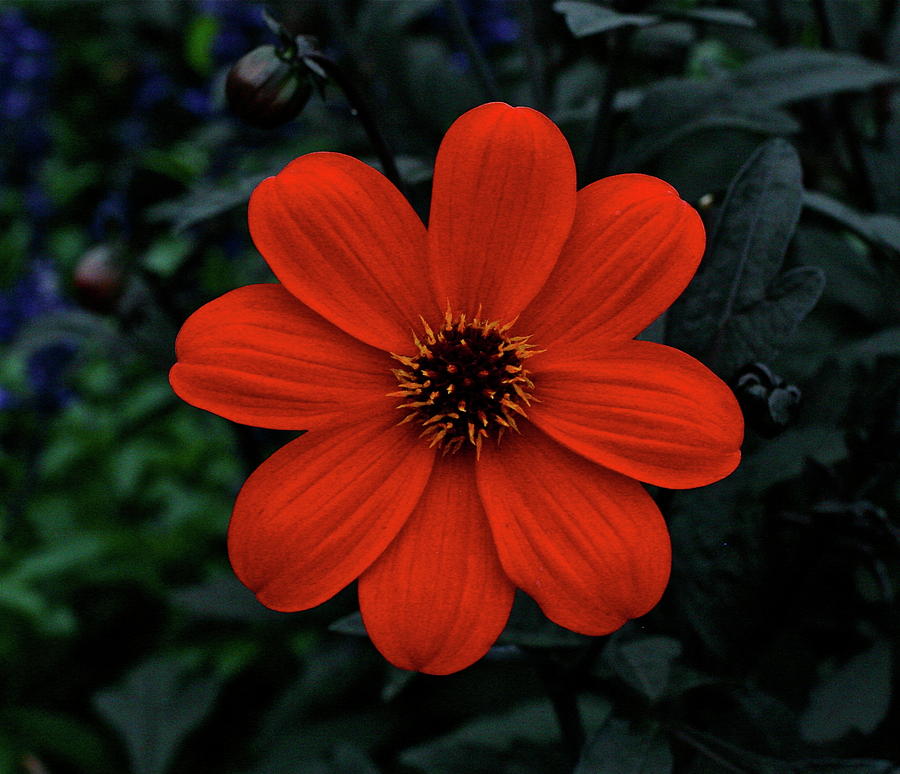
[170,102,743,674]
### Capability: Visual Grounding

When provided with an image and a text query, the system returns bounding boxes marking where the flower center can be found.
[390,308,539,458]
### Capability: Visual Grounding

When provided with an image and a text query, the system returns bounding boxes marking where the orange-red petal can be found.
[169,284,394,431]
[248,152,432,352]
[427,102,577,321]
[517,174,705,347]
[528,340,743,489]
[477,426,671,635]
[358,454,514,675]
[228,418,435,611]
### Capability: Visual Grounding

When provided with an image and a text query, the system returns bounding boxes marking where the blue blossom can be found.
[0,9,52,137]
[431,0,520,58]
[0,260,75,411]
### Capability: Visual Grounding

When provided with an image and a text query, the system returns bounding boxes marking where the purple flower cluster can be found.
[462,0,520,49]
[0,261,75,412]
[0,9,52,144]
[1,9,53,220]
[432,0,520,71]
[1,11,73,411]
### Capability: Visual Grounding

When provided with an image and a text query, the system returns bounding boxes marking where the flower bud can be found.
[73,244,123,314]
[733,362,802,438]
[225,44,311,129]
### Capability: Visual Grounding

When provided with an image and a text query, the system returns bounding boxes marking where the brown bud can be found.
[73,245,123,314]
[225,45,311,129]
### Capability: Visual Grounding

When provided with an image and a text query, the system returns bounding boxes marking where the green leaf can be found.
[142,234,195,278]
[835,328,900,366]
[676,728,785,774]
[358,0,441,32]
[401,741,568,774]
[329,610,367,637]
[381,666,416,702]
[662,7,756,27]
[604,635,682,702]
[626,110,798,167]
[93,656,223,774]
[171,574,282,622]
[185,14,219,76]
[11,310,121,358]
[401,697,613,774]
[732,49,900,107]
[794,760,895,774]
[146,173,265,233]
[627,51,898,165]
[799,639,892,742]
[666,473,768,661]
[744,422,846,490]
[575,717,672,774]
[0,706,112,772]
[804,190,900,256]
[667,139,824,378]
[8,534,108,583]
[554,1,658,37]
[499,592,590,648]
[710,265,826,378]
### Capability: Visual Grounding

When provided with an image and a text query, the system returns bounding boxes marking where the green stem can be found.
[533,657,585,765]
[670,728,750,774]
[765,0,790,46]
[521,0,550,111]
[442,0,502,102]
[304,52,406,197]
[584,30,631,184]
[811,0,876,209]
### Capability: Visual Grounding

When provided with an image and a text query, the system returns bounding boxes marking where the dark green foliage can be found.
[2,0,899,772]
[575,717,672,774]
[667,139,825,379]
[93,657,224,774]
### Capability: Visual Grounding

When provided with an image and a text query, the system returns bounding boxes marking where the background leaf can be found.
[93,656,223,774]
[667,139,825,378]
[555,1,659,37]
[799,639,893,743]
[575,717,673,774]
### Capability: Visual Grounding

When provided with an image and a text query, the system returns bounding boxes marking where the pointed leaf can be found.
[667,140,825,377]
[732,49,900,107]
[605,636,682,702]
[499,592,590,648]
[401,698,613,773]
[575,717,672,774]
[93,657,222,774]
[146,173,266,232]
[329,610,367,637]
[804,190,900,255]
[799,639,892,743]
[554,1,658,37]
[712,265,826,377]
[664,7,756,27]
[794,760,895,774]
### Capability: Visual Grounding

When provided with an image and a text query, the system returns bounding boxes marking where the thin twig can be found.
[521,0,550,111]
[670,727,750,774]
[584,30,631,184]
[811,0,877,209]
[304,52,406,197]
[442,0,502,102]
[533,657,586,765]
[765,0,790,46]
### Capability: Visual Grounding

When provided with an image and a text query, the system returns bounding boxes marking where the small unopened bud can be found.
[226,45,311,129]
[733,362,802,438]
[73,244,123,314]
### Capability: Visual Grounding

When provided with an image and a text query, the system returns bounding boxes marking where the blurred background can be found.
[1,1,899,772]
